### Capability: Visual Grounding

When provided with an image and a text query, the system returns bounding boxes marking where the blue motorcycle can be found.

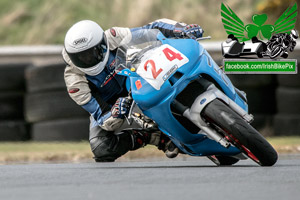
[115,30,278,166]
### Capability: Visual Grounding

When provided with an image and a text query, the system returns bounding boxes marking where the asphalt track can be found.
[0,155,299,200]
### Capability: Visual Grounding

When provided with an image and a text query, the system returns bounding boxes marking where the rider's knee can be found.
[89,134,118,162]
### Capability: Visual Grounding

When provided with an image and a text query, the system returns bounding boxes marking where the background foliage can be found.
[1,0,298,45]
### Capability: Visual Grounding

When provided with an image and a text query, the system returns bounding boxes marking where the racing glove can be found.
[111,97,131,119]
[175,24,204,39]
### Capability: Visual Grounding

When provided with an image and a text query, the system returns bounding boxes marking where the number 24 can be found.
[144,48,183,79]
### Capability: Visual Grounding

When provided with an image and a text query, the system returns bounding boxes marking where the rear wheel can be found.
[202,99,278,166]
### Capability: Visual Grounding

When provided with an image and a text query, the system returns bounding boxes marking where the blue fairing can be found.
[119,34,248,156]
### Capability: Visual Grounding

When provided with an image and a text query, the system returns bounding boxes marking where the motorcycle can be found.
[263,35,294,59]
[114,29,278,166]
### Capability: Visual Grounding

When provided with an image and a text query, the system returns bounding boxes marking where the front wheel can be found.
[202,99,278,166]
[270,46,282,59]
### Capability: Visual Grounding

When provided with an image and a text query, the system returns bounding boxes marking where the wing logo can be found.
[221,3,298,42]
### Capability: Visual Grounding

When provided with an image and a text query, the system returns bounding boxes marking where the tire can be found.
[273,114,300,136]
[25,63,66,93]
[276,87,300,114]
[31,118,89,141]
[227,74,275,88]
[215,155,239,165]
[202,99,278,166]
[0,92,24,120]
[270,46,282,59]
[25,90,88,123]
[0,121,30,141]
[0,63,31,91]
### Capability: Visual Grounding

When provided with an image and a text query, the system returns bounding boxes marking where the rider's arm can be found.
[105,18,203,50]
[63,49,123,131]
[131,18,187,38]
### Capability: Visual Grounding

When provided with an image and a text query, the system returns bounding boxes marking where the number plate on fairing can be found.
[136,44,189,90]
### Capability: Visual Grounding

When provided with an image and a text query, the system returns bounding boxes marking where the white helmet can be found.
[64,20,109,76]
[290,29,299,41]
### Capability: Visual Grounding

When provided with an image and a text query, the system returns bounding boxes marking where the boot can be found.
[131,130,179,158]
[157,133,180,158]
[164,141,180,158]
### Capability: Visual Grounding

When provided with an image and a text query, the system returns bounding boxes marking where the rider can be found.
[62,19,204,162]
[265,29,298,58]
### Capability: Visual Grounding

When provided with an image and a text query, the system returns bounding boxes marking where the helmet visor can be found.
[68,35,108,68]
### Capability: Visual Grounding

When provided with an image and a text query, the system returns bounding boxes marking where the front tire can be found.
[202,99,278,166]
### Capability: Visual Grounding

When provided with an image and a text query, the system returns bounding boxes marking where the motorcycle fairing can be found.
[119,33,248,156]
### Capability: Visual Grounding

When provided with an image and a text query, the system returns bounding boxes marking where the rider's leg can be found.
[89,118,178,162]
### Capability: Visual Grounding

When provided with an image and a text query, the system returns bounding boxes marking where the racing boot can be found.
[158,133,180,158]
[130,130,156,150]
[131,112,179,158]
[130,130,179,158]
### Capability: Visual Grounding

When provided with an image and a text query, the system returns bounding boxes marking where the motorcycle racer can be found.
[264,29,298,58]
[62,19,203,162]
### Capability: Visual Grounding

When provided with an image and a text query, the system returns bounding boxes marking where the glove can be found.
[184,24,204,39]
[111,97,131,119]
[175,24,204,39]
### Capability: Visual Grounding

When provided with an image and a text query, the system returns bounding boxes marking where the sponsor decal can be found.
[73,37,88,46]
[109,59,116,69]
[110,28,116,37]
[68,88,80,93]
[135,80,142,90]
[200,98,207,105]
[163,64,178,81]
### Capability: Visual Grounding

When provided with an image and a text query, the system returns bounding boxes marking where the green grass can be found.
[0,0,262,45]
[0,141,89,153]
[268,136,300,146]
[0,137,299,164]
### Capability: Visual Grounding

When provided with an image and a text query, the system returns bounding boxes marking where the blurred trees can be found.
[2,0,295,44]
[257,0,299,31]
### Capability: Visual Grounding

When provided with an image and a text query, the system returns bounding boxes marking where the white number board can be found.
[136,44,189,90]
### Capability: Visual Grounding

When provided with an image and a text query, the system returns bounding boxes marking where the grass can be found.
[0,137,299,164]
[0,0,263,45]
[267,136,300,153]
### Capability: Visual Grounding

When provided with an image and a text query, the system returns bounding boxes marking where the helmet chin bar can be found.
[77,49,109,76]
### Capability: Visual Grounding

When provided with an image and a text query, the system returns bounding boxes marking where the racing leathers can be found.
[63,18,203,162]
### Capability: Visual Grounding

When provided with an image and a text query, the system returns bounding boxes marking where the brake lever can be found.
[196,36,211,41]
[124,90,135,125]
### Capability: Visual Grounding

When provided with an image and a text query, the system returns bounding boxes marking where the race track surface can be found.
[0,155,299,200]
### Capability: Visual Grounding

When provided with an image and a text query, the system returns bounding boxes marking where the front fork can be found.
[172,83,253,148]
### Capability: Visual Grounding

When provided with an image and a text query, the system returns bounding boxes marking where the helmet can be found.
[290,29,299,41]
[64,20,109,76]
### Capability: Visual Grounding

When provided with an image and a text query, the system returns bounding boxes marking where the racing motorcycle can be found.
[263,34,296,59]
[114,29,278,166]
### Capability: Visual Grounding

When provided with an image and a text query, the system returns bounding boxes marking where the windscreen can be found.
[114,29,162,72]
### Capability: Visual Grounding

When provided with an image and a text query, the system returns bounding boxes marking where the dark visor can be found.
[68,35,108,68]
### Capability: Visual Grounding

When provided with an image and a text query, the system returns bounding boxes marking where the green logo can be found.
[221,3,298,42]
